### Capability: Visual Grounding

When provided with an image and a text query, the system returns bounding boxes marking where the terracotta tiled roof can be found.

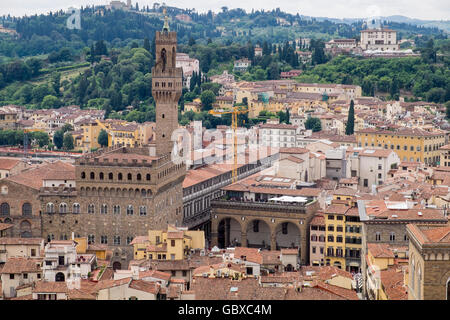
[375,208,445,221]
[234,247,263,264]
[296,188,322,197]
[33,281,67,293]
[139,270,171,281]
[67,289,96,300]
[317,266,353,281]
[408,224,450,245]
[91,151,158,163]
[421,226,450,243]
[94,277,132,291]
[129,280,159,294]
[313,281,358,300]
[368,243,395,258]
[358,149,394,158]
[191,277,351,300]
[0,257,41,274]
[0,158,20,170]
[6,161,75,190]
[357,127,444,137]
[380,268,408,300]
[325,204,349,215]
[310,213,325,226]
[345,208,360,217]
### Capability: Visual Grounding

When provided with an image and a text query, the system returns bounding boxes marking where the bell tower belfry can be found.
[151,8,182,156]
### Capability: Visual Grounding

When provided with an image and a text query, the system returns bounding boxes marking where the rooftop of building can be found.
[0,257,41,274]
[407,224,450,245]
[6,161,75,190]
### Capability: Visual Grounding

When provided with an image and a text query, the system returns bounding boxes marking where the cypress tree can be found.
[346,100,355,135]
[143,37,150,52]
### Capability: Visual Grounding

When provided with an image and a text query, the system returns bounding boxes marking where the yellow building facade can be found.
[324,202,362,273]
[132,225,205,261]
[356,128,446,165]
[79,120,155,152]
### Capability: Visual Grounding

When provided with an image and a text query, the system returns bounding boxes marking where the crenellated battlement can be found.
[155,31,177,43]
[75,145,174,168]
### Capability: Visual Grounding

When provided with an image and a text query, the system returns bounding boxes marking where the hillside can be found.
[0,6,446,61]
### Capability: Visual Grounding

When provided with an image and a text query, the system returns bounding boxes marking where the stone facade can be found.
[361,219,448,298]
[0,180,41,238]
[152,28,183,157]
[40,146,185,269]
[407,224,450,300]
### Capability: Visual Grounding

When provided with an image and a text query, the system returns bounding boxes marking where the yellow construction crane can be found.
[209,106,248,183]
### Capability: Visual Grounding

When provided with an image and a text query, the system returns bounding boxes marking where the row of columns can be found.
[211,217,308,264]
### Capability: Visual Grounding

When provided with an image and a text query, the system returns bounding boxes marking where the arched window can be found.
[137,174,142,181]
[126,236,134,245]
[99,172,104,180]
[127,205,134,215]
[109,172,113,180]
[311,235,317,241]
[319,235,325,242]
[72,203,80,214]
[390,232,396,242]
[46,203,54,214]
[88,204,95,214]
[47,234,55,242]
[22,203,32,216]
[411,258,415,291]
[146,174,151,181]
[375,232,381,241]
[139,206,147,216]
[59,203,67,214]
[113,205,120,215]
[90,172,95,180]
[0,202,10,215]
[81,172,86,179]
[118,173,123,180]
[101,204,108,214]
[127,173,132,181]
[88,234,95,244]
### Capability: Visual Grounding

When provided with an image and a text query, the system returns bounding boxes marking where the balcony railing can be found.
[211,199,315,213]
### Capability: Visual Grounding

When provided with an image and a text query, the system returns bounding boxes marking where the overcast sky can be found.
[1,0,449,20]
